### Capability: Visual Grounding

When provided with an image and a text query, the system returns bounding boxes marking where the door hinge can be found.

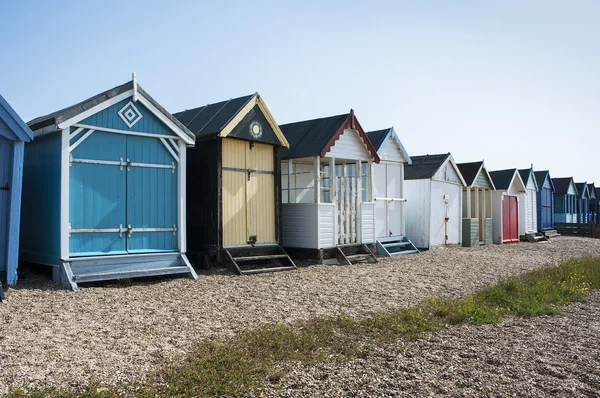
[0,183,9,191]
[248,170,251,181]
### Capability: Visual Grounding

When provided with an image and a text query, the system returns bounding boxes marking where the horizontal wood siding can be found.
[318,204,336,248]
[361,203,375,244]
[20,133,62,265]
[485,218,493,244]
[475,172,493,189]
[326,129,371,161]
[282,203,318,248]
[462,218,479,247]
[186,139,220,251]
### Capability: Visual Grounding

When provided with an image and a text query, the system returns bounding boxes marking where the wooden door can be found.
[502,195,519,243]
[542,188,553,230]
[69,131,127,256]
[221,138,275,246]
[126,135,178,253]
[335,164,360,244]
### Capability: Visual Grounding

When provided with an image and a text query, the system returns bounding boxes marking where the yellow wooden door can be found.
[222,139,248,246]
[246,142,276,244]
[222,139,276,246]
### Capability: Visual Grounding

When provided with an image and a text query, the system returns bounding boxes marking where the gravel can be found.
[1,236,599,394]
[264,291,600,397]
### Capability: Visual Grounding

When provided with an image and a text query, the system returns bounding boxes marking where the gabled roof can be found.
[28,79,195,144]
[551,177,578,195]
[174,93,289,147]
[279,110,379,161]
[456,161,495,189]
[533,170,555,192]
[588,183,597,200]
[366,127,412,164]
[518,168,539,191]
[489,168,525,192]
[405,153,466,187]
[0,94,34,142]
[575,182,589,199]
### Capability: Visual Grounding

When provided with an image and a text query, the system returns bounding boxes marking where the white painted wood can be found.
[491,191,505,244]
[60,128,70,259]
[404,179,431,249]
[360,203,375,243]
[136,95,195,145]
[314,157,321,203]
[73,123,180,141]
[433,158,463,185]
[318,204,336,248]
[287,159,293,203]
[159,137,180,163]
[430,180,462,246]
[326,129,372,161]
[68,127,85,140]
[378,135,408,163]
[68,129,95,152]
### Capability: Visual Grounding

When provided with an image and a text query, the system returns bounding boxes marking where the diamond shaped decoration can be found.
[118,101,143,128]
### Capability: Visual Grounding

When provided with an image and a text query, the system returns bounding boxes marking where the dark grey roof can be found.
[279,113,349,159]
[588,183,596,199]
[552,177,577,195]
[404,153,451,180]
[456,161,483,186]
[28,81,194,140]
[518,169,531,185]
[489,169,517,190]
[173,94,255,138]
[365,128,389,151]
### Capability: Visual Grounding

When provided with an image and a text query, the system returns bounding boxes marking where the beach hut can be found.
[279,110,380,264]
[552,178,578,223]
[518,167,541,239]
[534,170,559,237]
[0,94,34,302]
[575,182,590,224]
[22,77,198,291]
[596,187,600,224]
[366,127,418,256]
[173,94,296,274]
[404,153,466,249]
[456,161,496,247]
[589,183,598,224]
[489,169,526,244]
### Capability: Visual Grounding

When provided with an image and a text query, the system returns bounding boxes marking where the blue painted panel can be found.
[79,98,177,137]
[70,131,127,256]
[126,135,178,252]
[20,133,62,265]
[0,141,12,273]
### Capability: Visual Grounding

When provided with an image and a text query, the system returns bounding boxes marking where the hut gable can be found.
[0,95,34,143]
[28,80,195,144]
[405,153,465,186]
[518,168,539,191]
[366,127,411,164]
[534,171,554,191]
[552,177,578,196]
[489,169,526,194]
[457,161,495,190]
[279,110,379,161]
[575,182,589,199]
[174,93,289,147]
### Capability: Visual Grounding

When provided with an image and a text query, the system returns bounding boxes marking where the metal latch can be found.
[127,224,133,238]
[0,184,8,191]
[126,158,132,172]
[247,170,251,181]
[247,235,257,246]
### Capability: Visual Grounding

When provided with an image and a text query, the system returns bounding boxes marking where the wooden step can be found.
[233,254,289,262]
[73,266,193,282]
[383,241,411,248]
[240,266,297,275]
[346,254,370,262]
[390,249,420,256]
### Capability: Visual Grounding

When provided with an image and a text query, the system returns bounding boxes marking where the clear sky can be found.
[1,0,598,184]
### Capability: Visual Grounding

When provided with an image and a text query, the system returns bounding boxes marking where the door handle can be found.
[0,184,8,191]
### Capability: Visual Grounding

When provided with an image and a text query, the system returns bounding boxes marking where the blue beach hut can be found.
[0,94,34,301]
[533,170,555,232]
[21,77,198,291]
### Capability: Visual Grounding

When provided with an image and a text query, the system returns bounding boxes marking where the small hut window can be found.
[361,162,368,202]
[321,165,332,203]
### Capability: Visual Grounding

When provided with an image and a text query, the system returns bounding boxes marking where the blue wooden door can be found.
[0,141,12,274]
[70,132,128,256]
[542,188,553,230]
[126,136,178,252]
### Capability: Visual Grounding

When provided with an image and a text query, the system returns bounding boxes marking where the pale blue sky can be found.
[1,0,598,183]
